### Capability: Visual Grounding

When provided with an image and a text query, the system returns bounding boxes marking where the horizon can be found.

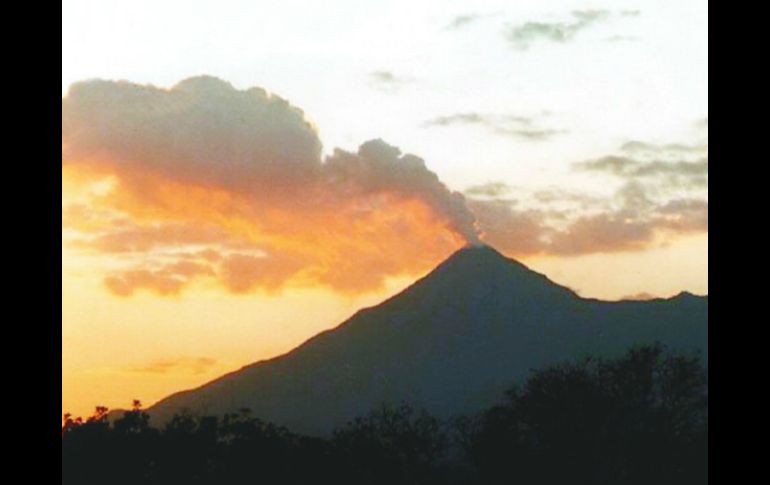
[62,0,707,419]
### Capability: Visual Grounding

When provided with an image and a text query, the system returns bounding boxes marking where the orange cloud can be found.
[126,357,218,375]
[62,76,707,297]
[62,78,473,295]
[621,292,658,301]
[104,261,216,296]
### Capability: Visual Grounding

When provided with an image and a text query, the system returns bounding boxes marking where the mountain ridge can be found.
[146,244,707,435]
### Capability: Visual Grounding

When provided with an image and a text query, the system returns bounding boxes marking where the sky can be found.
[62,0,708,418]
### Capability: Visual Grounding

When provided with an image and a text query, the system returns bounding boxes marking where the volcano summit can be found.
[148,245,708,435]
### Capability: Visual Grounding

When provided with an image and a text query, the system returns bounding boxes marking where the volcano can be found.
[147,245,708,435]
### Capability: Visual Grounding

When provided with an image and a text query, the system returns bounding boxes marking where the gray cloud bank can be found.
[63,76,706,296]
[63,76,479,244]
[63,76,484,296]
[466,135,708,256]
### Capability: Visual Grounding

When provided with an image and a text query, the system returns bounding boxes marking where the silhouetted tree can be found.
[61,405,114,484]
[333,403,449,485]
[460,343,707,485]
[154,410,217,484]
[61,344,707,485]
[212,408,297,483]
[109,401,159,485]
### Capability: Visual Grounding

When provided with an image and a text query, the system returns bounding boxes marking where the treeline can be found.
[62,344,707,485]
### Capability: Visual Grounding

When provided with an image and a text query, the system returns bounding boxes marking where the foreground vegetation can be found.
[62,343,707,484]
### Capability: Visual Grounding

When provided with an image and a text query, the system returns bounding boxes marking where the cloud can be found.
[531,188,606,209]
[621,292,657,301]
[126,357,218,375]
[104,260,216,296]
[620,140,708,156]
[545,213,656,255]
[63,76,323,193]
[505,9,611,49]
[444,12,501,31]
[445,14,482,30]
[467,140,708,256]
[575,155,708,179]
[76,222,235,254]
[605,35,637,43]
[368,71,413,93]
[464,182,513,198]
[656,198,708,232]
[471,198,707,257]
[467,199,550,255]
[424,112,490,126]
[63,77,479,296]
[534,138,709,255]
[219,252,308,294]
[466,175,707,257]
[62,77,707,295]
[423,111,564,141]
[325,139,479,242]
[574,137,708,192]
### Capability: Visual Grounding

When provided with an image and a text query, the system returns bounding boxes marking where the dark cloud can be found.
[425,112,495,126]
[369,71,398,83]
[422,111,565,141]
[445,14,482,30]
[63,78,480,244]
[63,76,707,296]
[656,199,708,232]
[324,139,480,243]
[506,9,611,49]
[550,139,709,254]
[464,182,513,198]
[576,137,708,192]
[620,140,708,156]
[575,155,708,181]
[467,199,548,255]
[63,76,323,193]
[531,188,608,209]
[368,71,413,93]
[63,77,481,296]
[444,12,502,31]
[546,213,656,255]
[466,176,707,258]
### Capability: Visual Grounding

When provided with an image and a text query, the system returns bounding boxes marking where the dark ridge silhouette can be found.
[63,344,708,485]
[146,244,707,435]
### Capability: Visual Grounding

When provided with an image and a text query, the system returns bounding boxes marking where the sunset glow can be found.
[62,0,707,419]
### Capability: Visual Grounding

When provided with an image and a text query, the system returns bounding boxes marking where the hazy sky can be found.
[62,0,707,418]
